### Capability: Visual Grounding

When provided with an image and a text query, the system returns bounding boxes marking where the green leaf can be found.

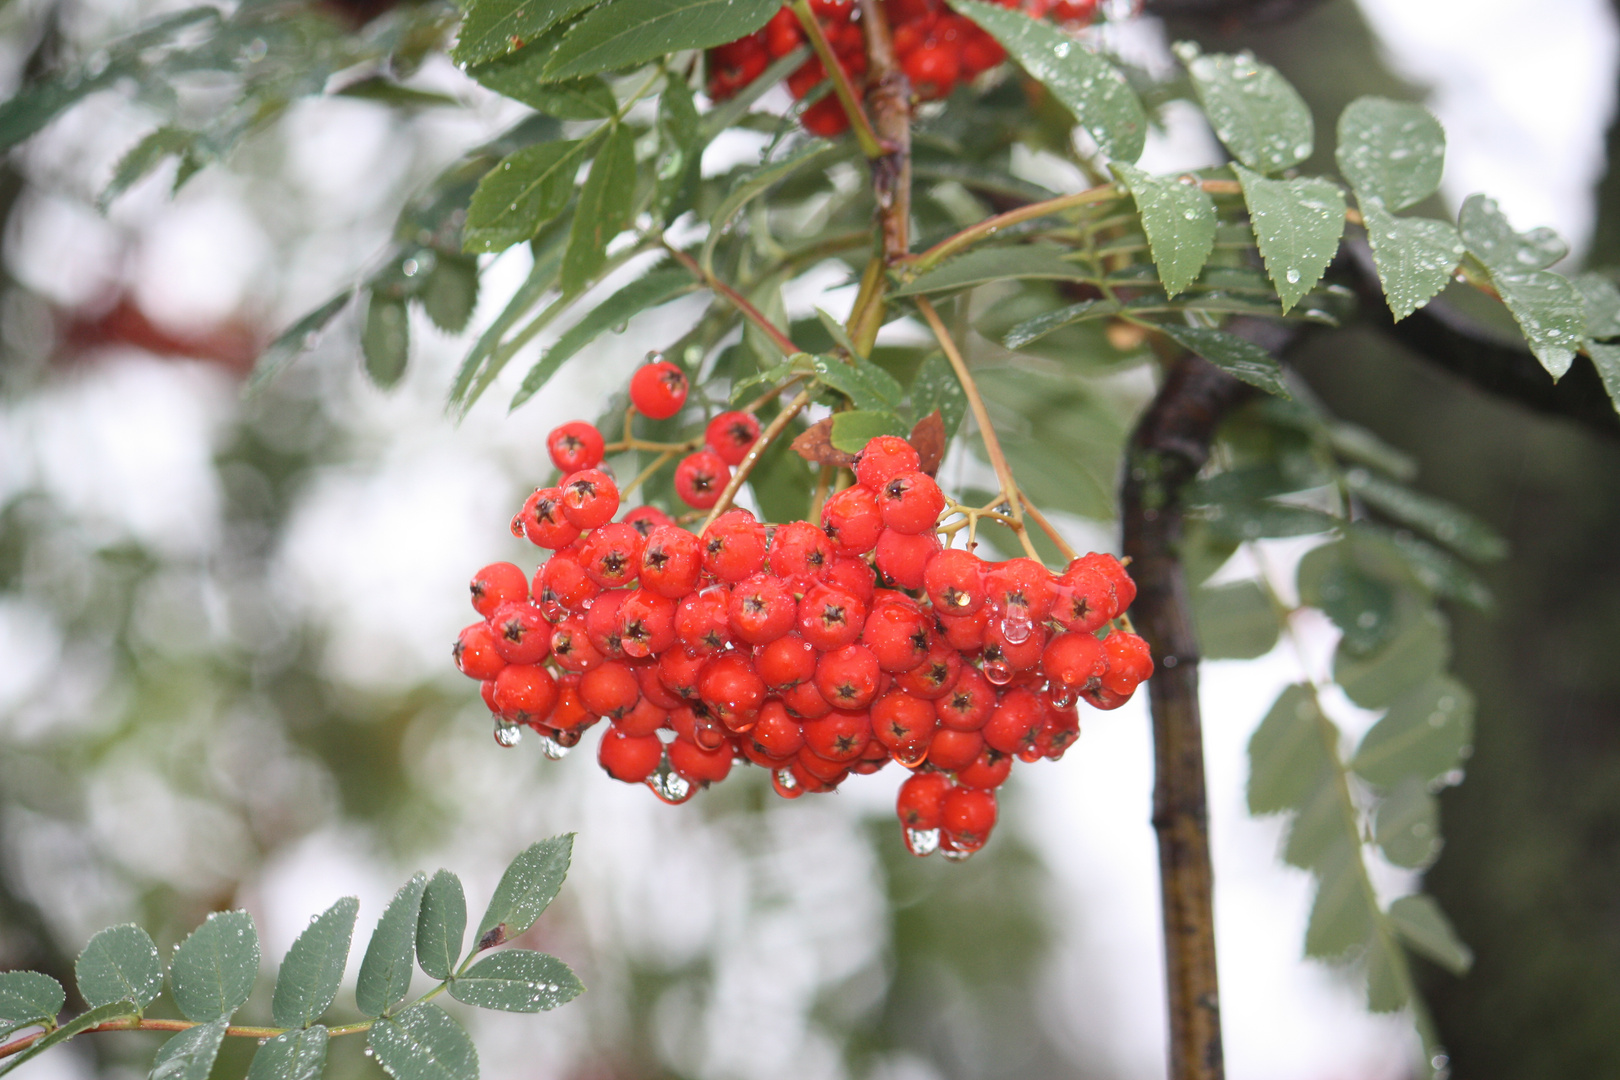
[1234,165,1346,313]
[1364,929,1412,1014]
[0,1000,135,1076]
[829,410,909,452]
[1574,272,1620,339]
[169,911,260,1023]
[511,267,699,409]
[477,834,574,946]
[894,244,1093,296]
[362,294,411,389]
[654,75,702,224]
[421,255,481,334]
[1297,541,1398,655]
[463,138,592,254]
[1155,324,1290,398]
[149,1018,228,1080]
[1459,194,1586,379]
[1201,500,1335,541]
[245,1027,329,1080]
[357,873,429,1018]
[271,897,359,1029]
[368,1005,478,1080]
[99,127,198,209]
[1587,342,1620,416]
[701,141,845,272]
[474,69,617,119]
[1359,201,1465,321]
[816,308,864,359]
[1335,97,1446,212]
[560,123,637,295]
[1388,894,1474,975]
[1374,776,1441,869]
[811,354,905,413]
[1343,467,1506,562]
[76,925,163,1011]
[544,0,783,81]
[0,972,64,1036]
[452,0,594,66]
[1325,421,1418,481]
[417,871,467,982]
[1110,163,1217,297]
[1351,675,1474,788]
[0,65,125,154]
[450,236,566,409]
[909,352,968,437]
[1334,605,1449,710]
[448,950,583,1012]
[1176,44,1313,173]
[1191,580,1280,660]
[247,290,355,396]
[1303,843,1375,960]
[948,0,1146,162]
[1000,299,1120,349]
[1247,684,1330,815]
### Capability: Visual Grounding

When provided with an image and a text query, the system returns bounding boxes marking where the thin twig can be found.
[790,0,884,158]
[1018,490,1077,561]
[665,245,801,357]
[700,388,814,529]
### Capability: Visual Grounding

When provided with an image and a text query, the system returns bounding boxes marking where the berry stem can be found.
[0,1016,378,1062]
[699,387,814,529]
[789,0,884,160]
[665,244,801,357]
[914,297,1041,560]
[1018,489,1076,561]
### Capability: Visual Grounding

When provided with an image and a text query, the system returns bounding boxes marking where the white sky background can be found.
[2,0,1618,1078]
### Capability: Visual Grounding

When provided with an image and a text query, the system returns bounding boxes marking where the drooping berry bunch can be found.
[705,0,1099,136]
[454,362,1151,861]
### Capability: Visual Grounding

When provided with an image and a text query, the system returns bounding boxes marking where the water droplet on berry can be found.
[904,827,941,857]
[1048,687,1076,708]
[940,844,974,863]
[646,757,695,804]
[984,659,1013,685]
[494,720,523,748]
[893,745,930,768]
[694,715,727,750]
[536,733,572,760]
[1000,614,1032,644]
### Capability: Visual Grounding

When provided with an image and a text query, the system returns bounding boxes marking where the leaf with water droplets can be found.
[1177,42,1312,173]
[909,352,968,438]
[245,1027,329,1080]
[1359,200,1464,321]
[1111,163,1216,298]
[1574,273,1620,339]
[368,1005,478,1080]
[543,0,783,81]
[416,871,467,982]
[828,410,909,453]
[1156,324,1291,399]
[448,950,583,1012]
[1374,776,1442,869]
[357,873,428,1018]
[1586,342,1620,416]
[463,138,591,254]
[169,911,260,1023]
[1335,97,1446,212]
[949,0,1147,162]
[1387,894,1473,975]
[149,1018,228,1080]
[1458,193,1567,270]
[1191,580,1280,660]
[452,0,595,67]
[560,123,638,295]
[1342,466,1505,562]
[1234,164,1345,312]
[476,835,574,945]
[76,925,163,1011]
[0,971,64,1037]
[362,293,410,390]
[1459,195,1586,379]
[894,244,1094,296]
[1351,674,1474,788]
[271,897,358,1029]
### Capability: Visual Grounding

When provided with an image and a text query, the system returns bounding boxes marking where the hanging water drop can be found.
[494,720,523,748]
[537,732,571,760]
[904,827,941,857]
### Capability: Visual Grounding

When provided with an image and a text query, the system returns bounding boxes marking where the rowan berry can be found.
[936,606,990,651]
[985,558,1056,623]
[658,647,707,699]
[983,686,1042,755]
[1069,552,1135,615]
[516,487,581,549]
[675,449,730,510]
[1049,0,1096,22]
[780,678,833,719]
[896,771,953,829]
[1052,566,1116,633]
[798,581,866,650]
[580,660,641,719]
[584,588,629,658]
[705,410,762,466]
[455,622,507,681]
[536,550,598,616]
[629,359,689,420]
[956,746,1012,790]
[616,694,670,738]
[480,678,499,714]
[701,510,768,581]
[598,726,663,782]
[676,588,732,654]
[941,787,997,850]
[822,485,883,554]
[490,602,551,665]
[618,588,678,658]
[935,666,995,731]
[470,562,529,618]
[1034,700,1080,760]
[797,745,852,784]
[640,524,703,598]
[749,699,806,759]
[637,659,684,710]
[551,618,605,673]
[924,548,985,615]
[757,632,818,689]
[548,676,596,734]
[1042,630,1107,691]
[854,435,921,489]
[547,421,605,473]
[1100,630,1153,695]
[559,469,620,529]
[904,43,958,100]
[698,652,767,728]
[493,664,559,725]
[728,573,797,645]
[580,521,644,589]
[670,736,733,785]
[801,709,873,763]
[894,640,962,699]
[874,528,942,591]
[958,29,1005,75]
[878,471,946,534]
[809,0,853,17]
[983,617,1047,672]
[871,690,937,760]
[769,519,835,579]
[927,727,984,772]
[861,601,933,673]
[623,505,673,540]
[814,643,882,710]
[764,7,804,57]
[819,554,876,603]
[1081,684,1131,711]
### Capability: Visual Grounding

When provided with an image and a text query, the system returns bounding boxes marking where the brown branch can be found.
[858,0,911,264]
[665,245,801,357]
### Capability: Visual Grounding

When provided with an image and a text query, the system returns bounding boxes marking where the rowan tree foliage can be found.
[1,0,1616,1078]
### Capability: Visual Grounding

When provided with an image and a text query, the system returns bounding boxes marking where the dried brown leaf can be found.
[791,417,858,468]
[910,410,946,476]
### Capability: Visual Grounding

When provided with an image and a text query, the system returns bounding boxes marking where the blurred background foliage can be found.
[0,0,1617,1078]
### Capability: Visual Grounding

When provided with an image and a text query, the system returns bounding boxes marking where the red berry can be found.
[871,690,937,760]
[937,606,989,651]
[757,632,818,689]
[894,641,962,699]
[897,771,953,829]
[639,524,703,598]
[781,679,833,719]
[580,521,644,589]
[675,449,731,510]
[598,726,663,782]
[701,510,768,582]
[935,666,995,731]
[903,43,958,100]
[924,548,985,615]
[580,660,641,719]
[1081,684,1132,711]
[454,622,507,680]
[878,471,946,534]
[1101,630,1153,695]
[618,588,678,658]
[617,694,670,739]
[749,699,806,759]
[797,745,851,785]
[728,573,798,645]
[1042,630,1107,691]
[584,588,630,658]
[470,562,529,617]
[670,736,733,785]
[629,360,689,419]
[983,686,1042,755]
[536,550,598,616]
[799,94,852,137]
[801,709,873,763]
[1049,0,1096,23]
[814,643,882,710]
[549,676,597,734]
[658,647,707,699]
[1068,552,1136,615]
[550,618,605,673]
[822,485,883,554]
[516,487,582,549]
[493,663,559,725]
[768,520,835,579]
[490,602,551,665]
[547,421,605,473]
[765,7,804,57]
[983,616,1047,672]
[819,554,876,603]
[956,746,1013,790]
[927,727,984,772]
[985,558,1057,624]
[698,652,767,729]
[874,528,942,590]
[861,600,933,673]
[1034,700,1081,760]
[1052,566,1116,632]
[941,787,998,850]
[623,505,673,540]
[854,435,921,490]
[705,411,762,466]
[809,0,854,18]
[637,660,684,710]
[798,581,867,651]
[676,588,732,654]
[559,469,620,529]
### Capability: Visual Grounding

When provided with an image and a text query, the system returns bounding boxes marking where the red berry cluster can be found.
[706,0,1098,136]
[455,418,1152,860]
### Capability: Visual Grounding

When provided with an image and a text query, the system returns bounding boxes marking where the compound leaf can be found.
[1388,894,1473,975]
[1351,674,1474,788]
[1360,201,1465,321]
[1191,580,1280,660]
[416,871,467,982]
[368,1005,478,1080]
[1111,163,1217,297]
[544,0,782,81]
[1335,97,1446,212]
[0,972,64,1037]
[148,1018,228,1080]
[245,1027,329,1080]
[1234,165,1346,313]
[909,351,968,437]
[1459,194,1586,379]
[1156,324,1290,399]
[464,138,592,254]
[1374,776,1442,869]
[560,123,637,295]
[452,0,595,66]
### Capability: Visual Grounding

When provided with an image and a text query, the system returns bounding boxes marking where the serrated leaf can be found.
[512,267,698,409]
[1297,540,1398,655]
[829,410,909,452]
[544,0,782,81]
[464,138,591,254]
[477,835,574,945]
[1360,524,1495,611]
[1156,323,1291,399]
[417,871,467,982]
[1388,894,1473,974]
[475,69,616,119]
[654,74,702,224]
[99,127,197,209]
[245,1027,328,1080]
[247,290,354,396]
[1191,580,1280,660]
[421,255,481,334]
[1335,97,1445,212]
[1177,44,1312,173]
[362,294,411,389]
[149,1018,228,1080]
[368,1005,478,1080]
[1247,684,1330,814]
[1334,605,1449,710]
[701,141,844,272]
[1374,776,1441,869]
[1364,927,1412,1013]
[1304,841,1375,959]
[948,0,1146,162]
[448,950,583,1012]
[1360,201,1464,321]
[1001,299,1120,349]
[1234,165,1346,313]
[1343,468,1505,562]
[271,897,358,1029]
[1459,194,1586,379]
[169,911,259,1023]
[560,123,637,295]
[357,874,428,1018]
[816,308,864,359]
[0,1000,134,1075]
[76,925,162,1011]
[909,352,968,437]
[0,972,64,1036]
[811,354,904,412]
[1587,342,1620,416]
[1351,675,1474,788]
[1574,273,1620,339]
[0,65,125,154]
[895,245,1093,296]
[1110,163,1216,297]
[452,0,594,66]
